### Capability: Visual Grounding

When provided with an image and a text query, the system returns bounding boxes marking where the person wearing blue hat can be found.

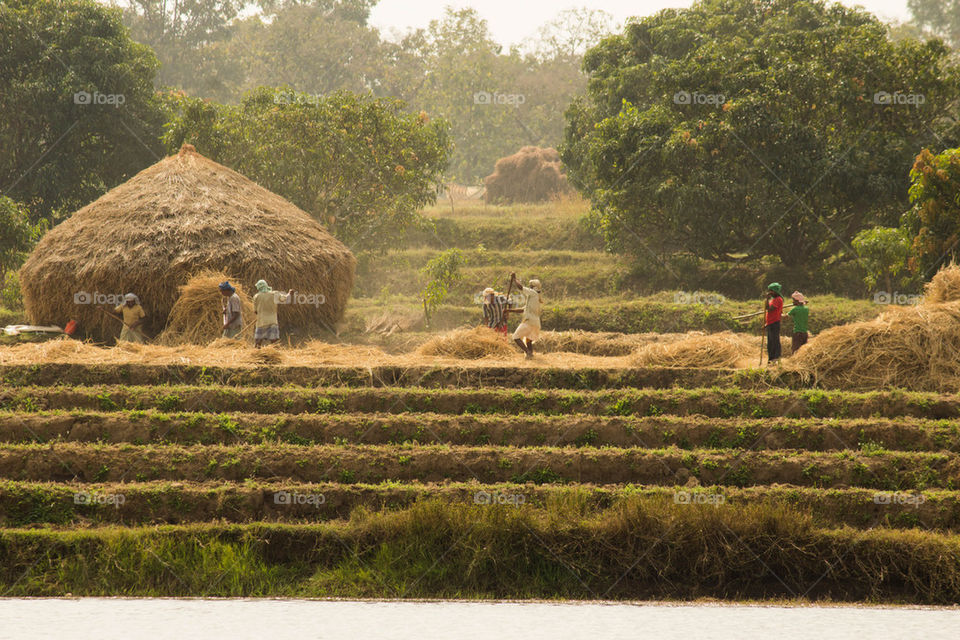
[764,282,783,363]
[219,281,243,339]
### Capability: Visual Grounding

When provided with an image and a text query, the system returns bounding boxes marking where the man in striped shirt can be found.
[482,287,508,337]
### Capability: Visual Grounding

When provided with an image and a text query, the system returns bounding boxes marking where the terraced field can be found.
[2,362,959,602]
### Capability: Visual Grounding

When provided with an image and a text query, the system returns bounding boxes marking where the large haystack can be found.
[20,145,355,341]
[484,146,571,204]
[786,265,960,390]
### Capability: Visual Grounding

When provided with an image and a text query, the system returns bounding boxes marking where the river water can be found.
[1,599,957,639]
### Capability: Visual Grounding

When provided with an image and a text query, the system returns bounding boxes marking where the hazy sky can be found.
[369,1,912,46]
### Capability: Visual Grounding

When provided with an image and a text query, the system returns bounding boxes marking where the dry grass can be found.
[923,262,960,304]
[19,144,355,341]
[157,272,255,345]
[630,331,759,368]
[484,146,571,204]
[784,265,960,390]
[416,327,516,359]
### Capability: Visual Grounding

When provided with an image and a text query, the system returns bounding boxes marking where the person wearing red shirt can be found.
[764,282,784,363]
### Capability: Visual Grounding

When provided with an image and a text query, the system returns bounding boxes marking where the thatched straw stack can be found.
[484,146,571,204]
[157,271,255,345]
[630,331,757,368]
[417,327,516,359]
[20,145,355,341]
[786,265,960,390]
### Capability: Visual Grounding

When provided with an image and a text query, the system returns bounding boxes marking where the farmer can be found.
[219,281,243,339]
[113,293,146,343]
[481,287,507,337]
[764,282,784,364]
[253,279,292,348]
[788,291,810,353]
[506,273,542,359]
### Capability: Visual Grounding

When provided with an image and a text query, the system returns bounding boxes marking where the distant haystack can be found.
[20,145,356,340]
[484,146,571,204]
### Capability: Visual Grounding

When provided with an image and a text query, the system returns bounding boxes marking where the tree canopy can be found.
[163,87,452,253]
[562,0,960,267]
[0,0,166,223]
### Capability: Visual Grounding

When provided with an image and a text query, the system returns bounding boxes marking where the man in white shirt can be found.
[506,272,542,359]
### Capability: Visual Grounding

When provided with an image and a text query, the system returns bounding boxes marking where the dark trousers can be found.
[766,322,781,361]
[792,331,808,352]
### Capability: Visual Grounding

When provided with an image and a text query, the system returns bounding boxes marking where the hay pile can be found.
[484,146,571,204]
[157,272,255,345]
[417,327,516,359]
[631,331,757,368]
[20,144,355,341]
[786,268,960,390]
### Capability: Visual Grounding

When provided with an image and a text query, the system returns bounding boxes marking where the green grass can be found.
[3,499,960,602]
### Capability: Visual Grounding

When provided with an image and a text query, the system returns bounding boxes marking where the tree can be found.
[117,0,246,97]
[163,87,451,253]
[419,248,465,326]
[908,0,960,48]
[902,147,960,277]
[0,0,166,223]
[563,0,960,268]
[851,226,913,293]
[0,197,39,290]
[523,7,619,63]
[225,3,387,100]
[386,7,590,182]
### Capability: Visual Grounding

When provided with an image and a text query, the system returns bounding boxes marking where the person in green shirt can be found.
[788,291,810,353]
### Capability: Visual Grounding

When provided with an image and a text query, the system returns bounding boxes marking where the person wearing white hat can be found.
[481,286,507,337]
[506,273,542,359]
[113,293,146,343]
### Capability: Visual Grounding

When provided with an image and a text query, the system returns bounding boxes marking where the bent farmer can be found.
[113,293,146,343]
[507,273,542,359]
[481,287,507,337]
[219,281,243,339]
[764,282,783,364]
[788,291,810,353]
[253,279,292,348]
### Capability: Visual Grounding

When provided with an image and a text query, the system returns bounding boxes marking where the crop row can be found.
[2,410,959,452]
[1,481,951,530]
[1,385,956,419]
[0,443,956,490]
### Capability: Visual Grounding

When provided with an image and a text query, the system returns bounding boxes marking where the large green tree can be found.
[902,147,960,277]
[0,0,165,223]
[163,87,451,253]
[563,0,960,267]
